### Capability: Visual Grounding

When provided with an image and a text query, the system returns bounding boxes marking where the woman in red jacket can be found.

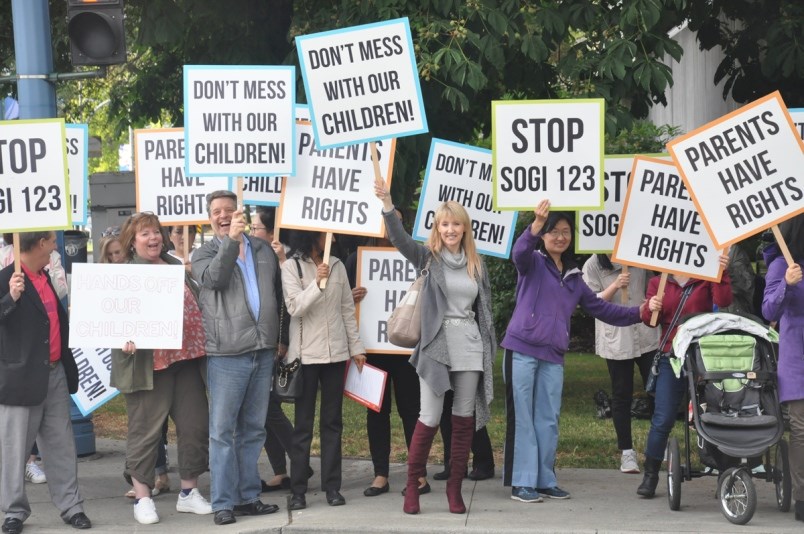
[637,256,731,498]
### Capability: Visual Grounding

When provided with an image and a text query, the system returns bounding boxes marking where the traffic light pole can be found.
[11,0,56,119]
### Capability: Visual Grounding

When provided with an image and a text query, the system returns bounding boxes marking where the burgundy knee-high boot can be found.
[446,415,474,514]
[404,420,438,514]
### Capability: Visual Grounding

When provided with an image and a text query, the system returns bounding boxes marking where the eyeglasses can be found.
[250,225,267,232]
[547,229,572,239]
[102,227,121,237]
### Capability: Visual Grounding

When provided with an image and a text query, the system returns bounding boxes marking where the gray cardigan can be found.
[383,209,496,429]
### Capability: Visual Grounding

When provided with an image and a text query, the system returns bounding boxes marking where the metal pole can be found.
[11,0,56,119]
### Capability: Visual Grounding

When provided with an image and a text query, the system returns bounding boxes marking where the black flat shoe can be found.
[261,477,291,492]
[213,510,235,525]
[401,481,431,496]
[432,468,449,481]
[363,482,390,497]
[1,518,22,534]
[288,493,306,510]
[468,467,495,481]
[65,512,92,530]
[233,500,279,515]
[326,490,345,506]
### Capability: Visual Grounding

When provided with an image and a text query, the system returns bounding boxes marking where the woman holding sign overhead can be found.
[281,229,366,511]
[762,214,804,523]
[374,182,496,516]
[638,251,731,498]
[501,200,643,504]
[110,213,212,525]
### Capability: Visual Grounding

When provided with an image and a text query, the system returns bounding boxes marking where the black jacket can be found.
[0,264,78,405]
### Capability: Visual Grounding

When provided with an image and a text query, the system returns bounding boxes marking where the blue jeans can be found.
[207,350,273,512]
[509,351,563,489]
[645,356,686,460]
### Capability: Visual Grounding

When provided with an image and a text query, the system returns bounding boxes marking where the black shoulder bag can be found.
[273,258,304,402]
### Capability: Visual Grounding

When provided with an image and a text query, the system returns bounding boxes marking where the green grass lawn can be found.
[94,351,678,470]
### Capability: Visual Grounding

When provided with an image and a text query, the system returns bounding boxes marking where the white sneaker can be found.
[620,450,640,474]
[133,496,160,524]
[176,488,213,515]
[25,462,47,484]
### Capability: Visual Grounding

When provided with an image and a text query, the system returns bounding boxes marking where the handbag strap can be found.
[656,282,695,355]
[293,258,304,358]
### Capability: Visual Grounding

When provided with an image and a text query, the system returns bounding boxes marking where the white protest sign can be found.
[612,157,722,281]
[0,118,71,231]
[492,99,604,210]
[296,17,428,149]
[414,139,518,259]
[576,154,670,253]
[70,347,119,416]
[241,175,283,207]
[134,128,231,224]
[183,65,295,176]
[667,91,804,248]
[69,263,185,349]
[66,124,88,225]
[356,247,415,354]
[277,121,394,236]
[790,108,804,140]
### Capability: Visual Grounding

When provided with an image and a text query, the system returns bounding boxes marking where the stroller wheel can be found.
[718,467,756,525]
[774,439,792,512]
[667,437,682,511]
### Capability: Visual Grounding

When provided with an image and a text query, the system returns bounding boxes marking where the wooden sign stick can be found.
[182,226,190,264]
[650,272,668,327]
[319,232,333,289]
[236,177,244,207]
[771,224,795,267]
[620,265,629,304]
[12,233,20,274]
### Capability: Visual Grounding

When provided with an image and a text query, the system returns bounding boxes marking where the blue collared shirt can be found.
[236,236,261,320]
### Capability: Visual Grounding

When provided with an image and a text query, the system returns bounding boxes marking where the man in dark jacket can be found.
[0,231,92,534]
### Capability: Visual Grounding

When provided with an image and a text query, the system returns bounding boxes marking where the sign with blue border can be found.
[414,139,518,259]
[296,17,428,149]
[66,124,89,225]
[183,65,295,177]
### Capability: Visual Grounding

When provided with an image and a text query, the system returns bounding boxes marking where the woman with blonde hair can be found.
[374,184,496,515]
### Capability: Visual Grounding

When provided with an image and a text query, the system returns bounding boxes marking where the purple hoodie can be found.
[501,228,641,364]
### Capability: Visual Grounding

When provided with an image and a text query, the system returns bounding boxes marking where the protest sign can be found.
[134,128,231,224]
[612,157,723,282]
[241,175,283,207]
[343,360,387,412]
[0,118,71,231]
[492,99,604,210]
[296,17,427,149]
[356,247,415,354]
[70,347,119,416]
[183,65,295,176]
[667,91,804,249]
[790,108,804,140]
[576,154,670,253]
[66,124,88,225]
[414,139,518,258]
[69,263,185,350]
[277,121,394,237]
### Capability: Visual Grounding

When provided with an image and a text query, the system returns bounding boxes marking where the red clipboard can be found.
[343,360,387,413]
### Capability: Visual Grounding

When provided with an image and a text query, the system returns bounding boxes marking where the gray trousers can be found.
[0,362,84,522]
[788,399,804,501]
[418,371,480,427]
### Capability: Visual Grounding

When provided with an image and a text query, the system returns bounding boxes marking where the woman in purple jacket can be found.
[762,214,804,523]
[502,200,644,503]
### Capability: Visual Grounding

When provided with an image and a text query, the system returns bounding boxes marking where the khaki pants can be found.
[124,358,209,487]
[788,399,804,501]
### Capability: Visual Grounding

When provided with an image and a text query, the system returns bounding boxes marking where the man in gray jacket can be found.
[192,191,283,526]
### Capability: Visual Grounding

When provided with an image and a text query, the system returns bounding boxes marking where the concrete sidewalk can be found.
[18,438,800,533]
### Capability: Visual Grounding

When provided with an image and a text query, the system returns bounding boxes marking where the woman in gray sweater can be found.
[375,183,496,515]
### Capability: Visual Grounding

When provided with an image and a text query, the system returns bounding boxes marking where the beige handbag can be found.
[387,257,431,348]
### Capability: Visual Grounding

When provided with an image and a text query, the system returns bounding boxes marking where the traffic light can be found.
[66,0,127,66]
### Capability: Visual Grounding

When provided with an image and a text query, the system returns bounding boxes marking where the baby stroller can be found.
[665,313,790,525]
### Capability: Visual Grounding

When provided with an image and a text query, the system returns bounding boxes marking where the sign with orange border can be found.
[134,128,232,224]
[612,157,723,282]
[355,246,416,355]
[277,121,395,237]
[667,92,804,249]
